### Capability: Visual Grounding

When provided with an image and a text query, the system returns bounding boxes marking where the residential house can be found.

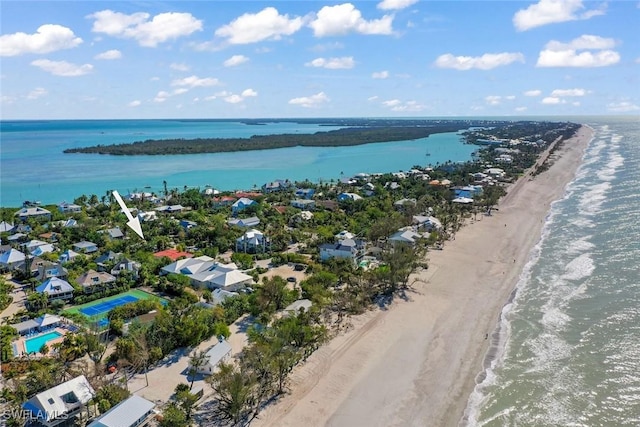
[12,313,62,336]
[88,395,156,427]
[31,243,56,257]
[210,288,239,306]
[180,219,198,230]
[211,196,236,209]
[394,198,417,211]
[76,269,117,294]
[137,211,158,222]
[236,229,269,254]
[295,188,315,199]
[59,249,81,264]
[319,238,364,264]
[0,221,15,233]
[7,232,27,243]
[104,227,124,240]
[316,200,339,211]
[36,262,68,282]
[14,206,52,222]
[111,258,141,279]
[73,241,98,254]
[337,192,362,202]
[282,299,313,317]
[227,216,260,228]
[23,375,95,427]
[58,202,82,214]
[453,186,483,199]
[162,256,254,292]
[24,239,50,254]
[155,205,185,214]
[202,187,220,196]
[335,230,356,240]
[153,248,193,261]
[36,277,75,301]
[191,339,232,375]
[38,232,59,243]
[231,198,257,215]
[388,227,424,245]
[262,179,292,193]
[95,251,122,271]
[290,199,316,210]
[0,248,26,270]
[412,215,442,232]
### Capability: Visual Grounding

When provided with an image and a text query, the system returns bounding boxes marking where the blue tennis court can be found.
[79,295,139,316]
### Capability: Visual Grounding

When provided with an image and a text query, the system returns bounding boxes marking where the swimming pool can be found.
[25,331,62,353]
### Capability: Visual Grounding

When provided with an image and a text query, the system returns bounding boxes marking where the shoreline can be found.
[251,125,593,427]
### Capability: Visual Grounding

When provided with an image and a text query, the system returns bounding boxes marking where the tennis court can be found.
[79,294,139,316]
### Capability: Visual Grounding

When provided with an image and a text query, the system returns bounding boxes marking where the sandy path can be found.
[252,125,593,427]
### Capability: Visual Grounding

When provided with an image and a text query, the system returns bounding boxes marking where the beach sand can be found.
[252,125,593,427]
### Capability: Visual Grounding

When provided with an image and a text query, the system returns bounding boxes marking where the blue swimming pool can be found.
[25,331,62,353]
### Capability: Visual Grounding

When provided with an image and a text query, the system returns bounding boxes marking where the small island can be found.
[64,119,516,156]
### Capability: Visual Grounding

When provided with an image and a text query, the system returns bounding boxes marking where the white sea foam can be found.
[578,181,611,215]
[567,237,595,254]
[562,253,595,281]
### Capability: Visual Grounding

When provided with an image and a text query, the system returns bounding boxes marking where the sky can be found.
[0,0,638,119]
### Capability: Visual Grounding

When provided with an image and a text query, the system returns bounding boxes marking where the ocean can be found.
[464,116,640,426]
[0,119,477,208]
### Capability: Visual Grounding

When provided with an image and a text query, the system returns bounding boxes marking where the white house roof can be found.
[15,207,51,217]
[88,395,155,427]
[37,277,74,295]
[162,256,215,275]
[283,299,312,314]
[452,197,474,204]
[203,340,232,367]
[32,244,55,256]
[389,229,422,244]
[23,375,95,422]
[0,221,15,232]
[0,248,26,264]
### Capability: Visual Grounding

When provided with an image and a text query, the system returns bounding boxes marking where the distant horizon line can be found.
[0,114,635,122]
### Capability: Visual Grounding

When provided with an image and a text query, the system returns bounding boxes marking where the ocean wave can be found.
[562,253,595,281]
[578,181,611,215]
[567,237,596,254]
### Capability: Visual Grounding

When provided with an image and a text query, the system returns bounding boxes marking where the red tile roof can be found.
[153,249,193,261]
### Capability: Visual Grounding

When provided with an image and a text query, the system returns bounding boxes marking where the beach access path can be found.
[252,125,593,427]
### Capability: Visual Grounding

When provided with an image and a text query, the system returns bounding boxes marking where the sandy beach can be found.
[252,125,593,427]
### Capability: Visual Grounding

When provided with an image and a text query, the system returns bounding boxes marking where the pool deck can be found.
[14,327,68,357]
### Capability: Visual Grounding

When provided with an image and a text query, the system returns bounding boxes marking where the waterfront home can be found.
[12,313,63,336]
[319,238,363,264]
[191,339,232,375]
[228,216,260,228]
[22,375,95,427]
[295,188,315,199]
[412,215,442,232]
[262,179,292,193]
[111,258,141,279]
[202,187,220,196]
[337,192,362,202]
[0,221,15,233]
[36,277,75,301]
[126,192,153,201]
[453,185,483,199]
[58,202,82,214]
[236,229,270,253]
[291,199,316,210]
[73,241,98,254]
[36,262,68,282]
[76,269,117,294]
[388,227,424,245]
[0,248,26,270]
[231,197,257,215]
[88,395,156,427]
[14,206,52,222]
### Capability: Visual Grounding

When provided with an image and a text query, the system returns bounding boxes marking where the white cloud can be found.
[382,99,424,111]
[171,75,220,88]
[372,70,389,79]
[607,101,640,112]
[31,59,93,76]
[128,100,141,107]
[485,95,502,106]
[505,95,516,100]
[170,63,190,71]
[0,24,82,56]
[224,55,249,67]
[368,95,379,101]
[524,89,542,97]
[173,88,189,95]
[26,87,48,100]
[537,35,619,67]
[550,88,587,97]
[513,0,606,31]
[241,88,258,97]
[515,106,528,112]
[2,95,17,104]
[154,91,170,103]
[434,52,524,70]
[377,0,419,10]
[289,91,330,108]
[309,3,393,37]
[541,96,566,104]
[305,57,355,69]
[225,94,244,104]
[94,49,122,60]
[88,10,202,47]
[215,7,303,44]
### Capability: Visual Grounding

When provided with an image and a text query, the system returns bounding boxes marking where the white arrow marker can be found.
[112,190,145,240]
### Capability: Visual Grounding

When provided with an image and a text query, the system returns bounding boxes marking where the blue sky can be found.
[1,0,638,119]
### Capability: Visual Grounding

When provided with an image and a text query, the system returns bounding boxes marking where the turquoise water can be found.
[25,331,62,353]
[0,119,477,207]
[464,117,640,426]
